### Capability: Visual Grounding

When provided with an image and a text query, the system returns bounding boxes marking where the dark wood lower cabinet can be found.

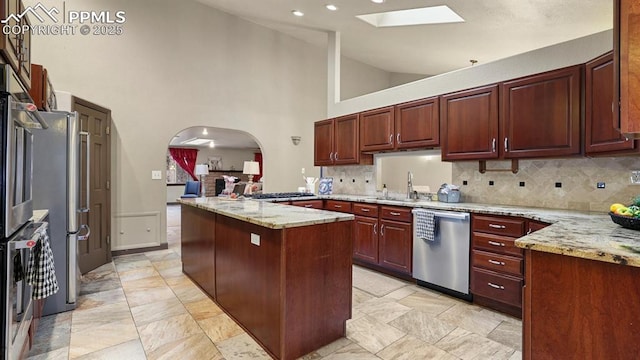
[524,250,640,359]
[378,219,412,274]
[180,205,216,298]
[353,215,378,263]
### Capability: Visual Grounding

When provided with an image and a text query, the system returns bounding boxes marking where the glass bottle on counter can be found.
[382,184,388,199]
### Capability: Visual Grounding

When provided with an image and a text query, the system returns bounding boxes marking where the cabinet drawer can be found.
[380,206,411,222]
[472,232,523,257]
[353,203,379,217]
[472,250,523,277]
[473,215,525,237]
[325,200,353,213]
[471,268,523,307]
[290,200,324,209]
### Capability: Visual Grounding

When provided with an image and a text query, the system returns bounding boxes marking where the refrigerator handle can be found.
[77,224,91,241]
[78,131,90,213]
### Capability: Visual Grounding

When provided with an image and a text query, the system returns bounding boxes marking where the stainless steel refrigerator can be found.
[32,110,90,315]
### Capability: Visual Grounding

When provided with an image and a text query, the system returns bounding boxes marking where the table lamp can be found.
[243,160,260,194]
[194,164,209,197]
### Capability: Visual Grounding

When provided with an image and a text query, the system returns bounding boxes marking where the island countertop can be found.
[317,194,640,268]
[177,197,354,229]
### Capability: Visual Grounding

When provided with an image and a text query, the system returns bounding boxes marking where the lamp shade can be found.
[243,161,260,175]
[194,164,209,176]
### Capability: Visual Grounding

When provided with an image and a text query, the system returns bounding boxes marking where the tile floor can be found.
[27,205,522,360]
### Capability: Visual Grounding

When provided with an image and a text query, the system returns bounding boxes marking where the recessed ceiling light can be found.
[292,10,304,17]
[357,5,465,28]
[209,141,215,148]
[371,0,385,3]
[326,4,338,11]
[202,128,208,135]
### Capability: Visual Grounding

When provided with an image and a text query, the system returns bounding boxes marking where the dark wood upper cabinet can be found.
[315,114,372,166]
[586,52,637,155]
[441,85,499,161]
[615,0,640,137]
[501,65,582,159]
[0,0,31,89]
[395,97,440,149]
[360,106,395,152]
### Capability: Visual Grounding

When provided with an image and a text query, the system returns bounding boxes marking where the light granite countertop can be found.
[31,209,49,223]
[177,197,354,229]
[319,194,640,267]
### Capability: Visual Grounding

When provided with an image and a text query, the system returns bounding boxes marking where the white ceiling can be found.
[195,0,613,75]
[169,126,260,150]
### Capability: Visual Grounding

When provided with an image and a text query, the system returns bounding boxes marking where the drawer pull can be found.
[362,208,370,212]
[488,259,505,266]
[488,224,506,229]
[304,204,313,208]
[373,223,377,235]
[488,282,505,290]
[334,205,342,208]
[390,212,401,216]
[488,241,505,247]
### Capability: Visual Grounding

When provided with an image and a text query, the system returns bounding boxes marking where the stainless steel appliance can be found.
[412,209,471,300]
[1,222,47,360]
[32,110,90,316]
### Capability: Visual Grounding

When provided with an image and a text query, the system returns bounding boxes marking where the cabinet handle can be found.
[362,208,370,212]
[390,212,401,216]
[373,223,377,235]
[329,152,334,161]
[335,152,339,160]
[389,134,393,144]
[304,204,313,208]
[488,259,506,266]
[492,138,496,152]
[488,240,505,247]
[397,133,401,143]
[334,205,342,208]
[488,224,506,229]
[380,224,385,236]
[488,282,505,290]
[504,137,509,152]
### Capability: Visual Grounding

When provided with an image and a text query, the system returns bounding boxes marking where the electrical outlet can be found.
[632,171,640,185]
[597,182,605,189]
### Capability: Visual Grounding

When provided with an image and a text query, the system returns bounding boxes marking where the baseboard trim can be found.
[111,243,169,257]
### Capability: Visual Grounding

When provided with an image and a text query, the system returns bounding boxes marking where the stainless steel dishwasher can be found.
[412,209,471,300]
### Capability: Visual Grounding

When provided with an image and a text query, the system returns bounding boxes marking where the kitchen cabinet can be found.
[523,250,640,359]
[441,85,499,161]
[501,65,581,159]
[586,52,638,155]
[352,203,412,276]
[615,0,640,137]
[289,200,323,209]
[314,114,372,166]
[0,0,31,89]
[324,200,352,213]
[181,205,216,297]
[30,64,57,111]
[360,106,395,152]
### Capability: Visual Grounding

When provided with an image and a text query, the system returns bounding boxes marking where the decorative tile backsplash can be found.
[323,156,640,213]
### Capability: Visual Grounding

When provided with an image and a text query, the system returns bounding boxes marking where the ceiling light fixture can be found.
[326,4,338,11]
[181,138,211,146]
[202,128,208,135]
[209,141,215,148]
[292,10,304,17]
[371,0,385,4]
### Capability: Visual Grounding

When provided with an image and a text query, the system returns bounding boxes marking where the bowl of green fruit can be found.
[609,200,640,230]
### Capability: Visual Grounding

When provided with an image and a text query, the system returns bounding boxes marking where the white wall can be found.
[28,0,334,250]
[340,55,390,100]
[195,148,258,172]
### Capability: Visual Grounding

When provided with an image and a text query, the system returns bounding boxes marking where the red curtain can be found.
[170,148,199,180]
[254,152,263,180]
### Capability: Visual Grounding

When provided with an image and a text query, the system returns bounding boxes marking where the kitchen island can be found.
[178,197,354,360]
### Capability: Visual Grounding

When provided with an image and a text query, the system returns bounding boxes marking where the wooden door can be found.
[616,0,640,135]
[314,119,334,166]
[395,97,440,149]
[501,66,582,159]
[353,215,378,264]
[360,106,395,152]
[586,52,636,155]
[333,114,360,164]
[74,98,112,274]
[441,85,499,161]
[378,219,412,275]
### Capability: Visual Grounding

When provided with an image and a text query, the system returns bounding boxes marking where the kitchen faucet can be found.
[407,171,417,200]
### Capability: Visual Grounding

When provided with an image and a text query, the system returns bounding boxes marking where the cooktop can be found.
[251,192,312,199]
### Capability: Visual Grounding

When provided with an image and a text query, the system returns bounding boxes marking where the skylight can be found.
[181,138,211,146]
[356,5,464,28]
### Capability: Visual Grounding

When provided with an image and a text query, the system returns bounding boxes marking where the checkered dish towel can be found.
[26,223,59,299]
[414,209,437,241]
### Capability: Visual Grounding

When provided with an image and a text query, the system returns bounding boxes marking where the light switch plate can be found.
[631,171,640,185]
[251,233,260,246]
[151,170,162,180]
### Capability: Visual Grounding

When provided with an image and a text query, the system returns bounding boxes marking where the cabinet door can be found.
[616,0,640,135]
[501,66,581,158]
[353,216,378,263]
[360,106,395,152]
[17,0,30,89]
[395,97,440,149]
[314,119,334,166]
[0,0,20,73]
[441,85,499,161]
[334,114,360,164]
[586,52,636,154]
[378,219,412,275]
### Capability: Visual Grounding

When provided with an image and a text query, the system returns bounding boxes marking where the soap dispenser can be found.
[382,184,388,199]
